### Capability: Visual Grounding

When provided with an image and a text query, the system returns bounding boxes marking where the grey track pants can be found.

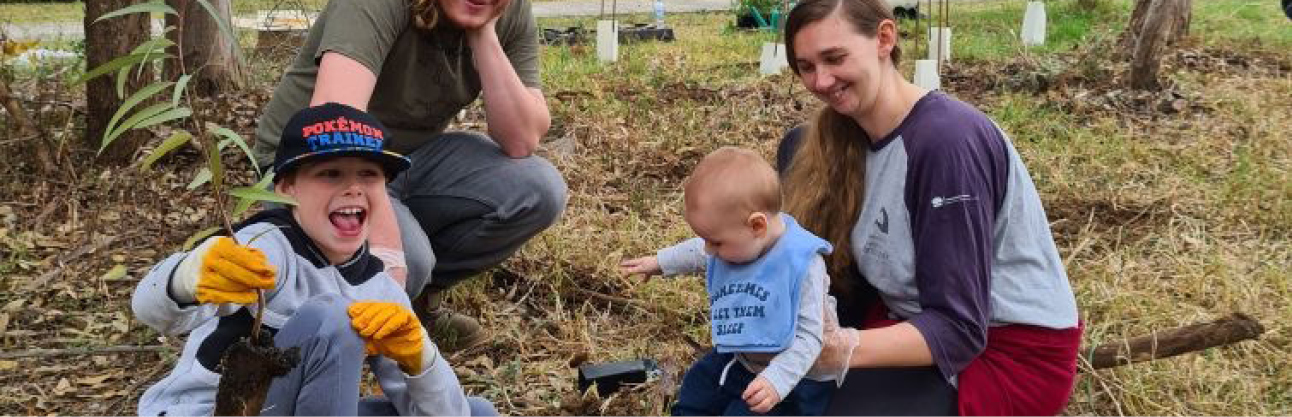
[387,131,567,300]
[260,294,498,416]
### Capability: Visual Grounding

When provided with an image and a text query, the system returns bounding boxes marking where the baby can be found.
[621,146,843,415]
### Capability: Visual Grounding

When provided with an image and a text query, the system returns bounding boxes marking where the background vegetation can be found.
[1,0,1288,414]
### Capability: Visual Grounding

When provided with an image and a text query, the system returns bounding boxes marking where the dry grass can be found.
[0,1,1288,415]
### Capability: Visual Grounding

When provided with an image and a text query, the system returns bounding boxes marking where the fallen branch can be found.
[23,234,122,291]
[0,344,173,359]
[573,287,654,314]
[0,80,37,136]
[1085,313,1265,370]
[495,267,661,316]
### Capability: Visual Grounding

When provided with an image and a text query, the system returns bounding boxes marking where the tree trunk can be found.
[165,0,245,97]
[1128,0,1182,90]
[1173,0,1191,40]
[1120,0,1153,51]
[85,0,153,164]
[1120,0,1191,57]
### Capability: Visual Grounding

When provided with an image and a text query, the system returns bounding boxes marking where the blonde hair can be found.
[684,147,782,218]
[782,110,868,297]
[410,0,440,30]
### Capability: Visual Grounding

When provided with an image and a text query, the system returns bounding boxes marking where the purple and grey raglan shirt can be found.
[851,92,1079,383]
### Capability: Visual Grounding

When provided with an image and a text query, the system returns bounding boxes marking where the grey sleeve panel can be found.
[759,255,827,399]
[985,130,1079,329]
[657,237,708,276]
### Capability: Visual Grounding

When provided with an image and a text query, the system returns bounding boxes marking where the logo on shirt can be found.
[875,207,889,234]
[931,194,976,208]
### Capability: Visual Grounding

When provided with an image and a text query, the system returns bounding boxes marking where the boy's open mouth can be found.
[329,207,366,236]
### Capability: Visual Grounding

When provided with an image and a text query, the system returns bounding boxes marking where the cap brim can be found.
[274,148,411,182]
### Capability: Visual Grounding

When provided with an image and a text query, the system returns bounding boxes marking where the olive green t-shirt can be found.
[253,0,541,165]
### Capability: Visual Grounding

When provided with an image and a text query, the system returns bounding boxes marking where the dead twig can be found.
[0,344,173,359]
[22,234,124,291]
[1084,313,1265,370]
[573,287,654,315]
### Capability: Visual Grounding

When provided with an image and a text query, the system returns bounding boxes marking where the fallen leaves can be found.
[99,265,128,282]
[52,378,73,396]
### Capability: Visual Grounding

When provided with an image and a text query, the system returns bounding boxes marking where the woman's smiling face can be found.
[792,9,893,120]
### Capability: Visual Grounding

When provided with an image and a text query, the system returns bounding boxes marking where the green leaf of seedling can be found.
[101,102,173,153]
[230,186,298,207]
[172,74,191,108]
[130,107,192,131]
[232,173,278,217]
[141,130,194,171]
[210,125,259,175]
[188,167,213,190]
[206,138,224,191]
[115,65,129,98]
[129,34,175,57]
[132,33,175,78]
[94,0,177,24]
[182,226,221,251]
[74,52,152,85]
[194,0,244,63]
[105,81,174,141]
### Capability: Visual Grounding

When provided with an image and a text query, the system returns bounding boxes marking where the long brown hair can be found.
[781,0,899,296]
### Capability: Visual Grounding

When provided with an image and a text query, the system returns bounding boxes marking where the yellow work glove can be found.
[171,236,277,304]
[348,301,428,375]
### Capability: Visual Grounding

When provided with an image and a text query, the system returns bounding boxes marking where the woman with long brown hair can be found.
[252,0,567,359]
[778,0,1082,414]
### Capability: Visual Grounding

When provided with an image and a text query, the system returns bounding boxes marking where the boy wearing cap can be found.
[132,103,494,416]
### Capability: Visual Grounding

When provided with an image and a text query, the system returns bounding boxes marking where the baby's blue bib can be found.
[707,214,832,353]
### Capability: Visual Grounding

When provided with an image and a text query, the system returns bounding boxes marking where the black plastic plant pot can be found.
[618,24,676,43]
[735,13,762,29]
[577,358,661,397]
[541,26,588,45]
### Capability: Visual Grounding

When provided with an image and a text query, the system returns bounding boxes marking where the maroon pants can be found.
[862,304,1083,416]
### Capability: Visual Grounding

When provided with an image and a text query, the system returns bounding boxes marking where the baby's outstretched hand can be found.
[619,256,662,278]
[742,375,781,413]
